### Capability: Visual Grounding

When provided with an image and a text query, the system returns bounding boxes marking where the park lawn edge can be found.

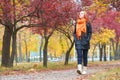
[90,67,120,80]
[0,60,119,76]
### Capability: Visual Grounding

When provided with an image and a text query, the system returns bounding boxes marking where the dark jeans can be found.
[76,49,88,66]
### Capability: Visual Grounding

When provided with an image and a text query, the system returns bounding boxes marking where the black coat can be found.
[74,22,92,49]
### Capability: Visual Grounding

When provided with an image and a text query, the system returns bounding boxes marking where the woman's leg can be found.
[76,49,83,74]
[83,49,88,66]
[82,49,89,74]
[77,49,83,64]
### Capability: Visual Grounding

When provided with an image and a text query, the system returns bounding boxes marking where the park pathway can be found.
[0,67,102,80]
[0,62,120,80]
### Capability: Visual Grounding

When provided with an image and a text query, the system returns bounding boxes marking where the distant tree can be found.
[89,0,120,60]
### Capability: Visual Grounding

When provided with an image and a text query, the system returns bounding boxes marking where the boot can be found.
[82,66,87,74]
[77,64,82,74]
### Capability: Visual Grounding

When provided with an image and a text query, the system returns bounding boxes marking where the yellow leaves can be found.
[11,0,30,6]
[18,28,39,55]
[90,0,108,16]
[48,31,72,57]
[48,33,63,57]
[100,28,115,44]
[0,26,4,53]
[27,34,39,52]
[91,32,100,45]
[91,28,115,45]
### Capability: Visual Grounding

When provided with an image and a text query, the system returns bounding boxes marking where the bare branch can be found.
[56,27,72,42]
[15,8,38,25]
[48,27,56,39]
[16,24,42,32]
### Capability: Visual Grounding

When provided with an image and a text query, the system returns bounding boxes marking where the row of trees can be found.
[0,0,120,68]
[91,0,120,61]
[0,0,82,67]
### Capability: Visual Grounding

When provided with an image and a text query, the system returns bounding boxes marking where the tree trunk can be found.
[64,41,74,65]
[1,27,12,67]
[43,37,48,67]
[15,51,18,65]
[39,37,44,62]
[111,40,115,60]
[18,33,22,62]
[92,44,97,62]
[54,51,57,58]
[99,44,103,61]
[110,45,112,61]
[50,53,53,60]
[24,38,28,62]
[10,33,17,67]
[103,44,107,61]
[118,45,120,59]
[42,28,55,67]
[111,38,119,60]
[114,40,119,60]
[92,53,94,62]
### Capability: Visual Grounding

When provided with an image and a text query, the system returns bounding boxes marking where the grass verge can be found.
[0,60,119,76]
[90,67,120,80]
[0,62,77,75]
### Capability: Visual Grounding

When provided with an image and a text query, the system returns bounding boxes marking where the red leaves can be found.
[92,8,120,38]
[102,10,120,37]
[30,0,78,35]
[81,0,93,6]
[1,0,12,21]
[0,0,33,24]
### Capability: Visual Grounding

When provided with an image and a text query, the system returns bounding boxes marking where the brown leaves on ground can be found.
[0,60,120,79]
[76,74,93,80]
[106,72,120,80]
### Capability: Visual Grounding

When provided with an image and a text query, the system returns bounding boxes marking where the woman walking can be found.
[73,11,92,75]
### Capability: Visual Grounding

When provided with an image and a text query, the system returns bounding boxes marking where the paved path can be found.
[0,62,120,80]
[0,67,101,80]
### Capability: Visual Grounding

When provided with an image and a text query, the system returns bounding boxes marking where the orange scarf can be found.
[76,18,87,39]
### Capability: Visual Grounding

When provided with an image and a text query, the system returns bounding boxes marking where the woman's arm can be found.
[87,22,92,41]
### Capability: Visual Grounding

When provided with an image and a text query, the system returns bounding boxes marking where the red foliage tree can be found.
[0,0,94,67]
[31,0,78,67]
[0,0,41,67]
[81,0,93,6]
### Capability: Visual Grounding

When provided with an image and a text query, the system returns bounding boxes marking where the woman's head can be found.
[78,11,88,21]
